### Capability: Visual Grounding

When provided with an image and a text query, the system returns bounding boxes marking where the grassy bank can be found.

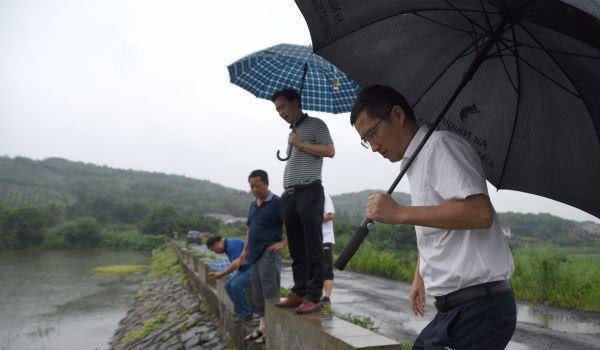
[339,243,600,312]
[511,246,600,312]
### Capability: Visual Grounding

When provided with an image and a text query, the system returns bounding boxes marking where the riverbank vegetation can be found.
[0,204,231,251]
[336,238,600,312]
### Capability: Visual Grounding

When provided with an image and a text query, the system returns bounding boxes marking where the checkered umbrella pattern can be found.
[228,43,359,114]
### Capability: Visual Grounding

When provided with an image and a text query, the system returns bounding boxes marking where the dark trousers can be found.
[284,181,324,303]
[412,291,516,350]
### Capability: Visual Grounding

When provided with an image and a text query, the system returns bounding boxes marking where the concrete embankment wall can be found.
[174,243,403,350]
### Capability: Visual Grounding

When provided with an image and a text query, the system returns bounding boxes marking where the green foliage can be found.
[345,242,417,282]
[321,303,333,317]
[149,246,183,279]
[279,287,289,298]
[177,214,221,234]
[49,217,101,247]
[0,206,48,248]
[511,246,600,311]
[91,265,148,275]
[120,312,167,346]
[84,194,148,224]
[100,230,166,250]
[141,206,179,235]
[340,313,378,331]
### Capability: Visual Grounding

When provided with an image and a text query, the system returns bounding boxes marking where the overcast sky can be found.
[1,0,598,223]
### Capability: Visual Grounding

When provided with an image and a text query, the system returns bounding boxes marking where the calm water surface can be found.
[0,250,149,350]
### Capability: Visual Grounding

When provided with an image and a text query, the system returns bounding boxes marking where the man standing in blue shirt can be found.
[206,235,252,321]
[240,169,285,346]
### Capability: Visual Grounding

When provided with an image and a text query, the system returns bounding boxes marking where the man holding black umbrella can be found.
[352,85,515,350]
[272,88,335,314]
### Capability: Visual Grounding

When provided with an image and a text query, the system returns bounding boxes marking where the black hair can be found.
[350,85,415,125]
[206,235,223,248]
[248,169,269,185]
[271,88,301,108]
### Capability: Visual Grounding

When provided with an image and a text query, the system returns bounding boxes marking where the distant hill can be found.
[498,212,600,246]
[0,156,252,217]
[1,156,599,246]
[331,190,411,224]
[330,190,600,246]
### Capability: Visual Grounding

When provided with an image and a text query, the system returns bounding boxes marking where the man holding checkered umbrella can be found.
[228,43,358,314]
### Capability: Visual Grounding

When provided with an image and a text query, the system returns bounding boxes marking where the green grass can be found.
[120,312,167,346]
[511,246,600,311]
[340,313,378,331]
[342,242,600,312]
[40,226,166,251]
[91,264,148,275]
[321,303,334,317]
[149,246,183,279]
[344,242,417,282]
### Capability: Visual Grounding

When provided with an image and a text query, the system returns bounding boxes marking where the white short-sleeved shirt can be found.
[322,192,335,244]
[404,126,514,297]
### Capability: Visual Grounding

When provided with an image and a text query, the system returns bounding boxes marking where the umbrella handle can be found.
[277,120,297,161]
[276,145,292,161]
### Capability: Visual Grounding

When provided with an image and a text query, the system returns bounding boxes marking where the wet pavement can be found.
[280,267,600,350]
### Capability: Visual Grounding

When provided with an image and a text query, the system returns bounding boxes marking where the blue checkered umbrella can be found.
[228,43,359,114]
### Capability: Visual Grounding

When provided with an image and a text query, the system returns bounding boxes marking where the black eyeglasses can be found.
[360,119,383,149]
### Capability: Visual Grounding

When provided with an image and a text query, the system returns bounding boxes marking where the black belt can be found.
[285,180,321,195]
[433,280,513,313]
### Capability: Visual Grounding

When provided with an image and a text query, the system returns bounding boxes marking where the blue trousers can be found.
[225,267,252,318]
[413,291,516,350]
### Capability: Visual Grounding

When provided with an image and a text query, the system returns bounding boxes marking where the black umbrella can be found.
[293,0,600,269]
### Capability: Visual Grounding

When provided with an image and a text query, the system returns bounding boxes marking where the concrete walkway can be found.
[280,267,600,350]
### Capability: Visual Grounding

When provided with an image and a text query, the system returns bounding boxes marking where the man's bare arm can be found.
[367,193,493,229]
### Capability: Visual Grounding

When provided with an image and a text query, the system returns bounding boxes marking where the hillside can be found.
[1,156,599,247]
[331,190,411,224]
[0,156,252,217]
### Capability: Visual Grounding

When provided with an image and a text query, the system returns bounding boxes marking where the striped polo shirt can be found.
[283,114,333,188]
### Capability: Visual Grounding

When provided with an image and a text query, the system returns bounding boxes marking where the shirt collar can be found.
[403,126,428,160]
[265,191,274,201]
[255,191,274,205]
[290,113,308,129]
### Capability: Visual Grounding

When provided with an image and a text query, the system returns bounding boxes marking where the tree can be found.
[61,217,101,247]
[178,214,221,234]
[141,206,179,236]
[2,207,48,248]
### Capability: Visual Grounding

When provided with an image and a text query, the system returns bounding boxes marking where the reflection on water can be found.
[0,250,149,350]
[518,304,600,334]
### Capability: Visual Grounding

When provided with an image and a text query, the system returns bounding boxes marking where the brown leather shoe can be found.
[275,292,303,308]
[295,300,321,314]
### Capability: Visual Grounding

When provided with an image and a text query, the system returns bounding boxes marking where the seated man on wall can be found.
[206,235,253,321]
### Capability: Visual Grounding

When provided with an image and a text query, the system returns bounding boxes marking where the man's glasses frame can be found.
[360,119,384,149]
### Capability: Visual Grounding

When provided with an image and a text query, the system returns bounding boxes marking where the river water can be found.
[0,250,149,350]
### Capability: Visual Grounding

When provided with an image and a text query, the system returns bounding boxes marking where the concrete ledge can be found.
[173,243,402,350]
[265,302,402,350]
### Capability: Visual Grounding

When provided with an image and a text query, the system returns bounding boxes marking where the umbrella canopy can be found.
[228,43,359,114]
[294,0,600,220]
